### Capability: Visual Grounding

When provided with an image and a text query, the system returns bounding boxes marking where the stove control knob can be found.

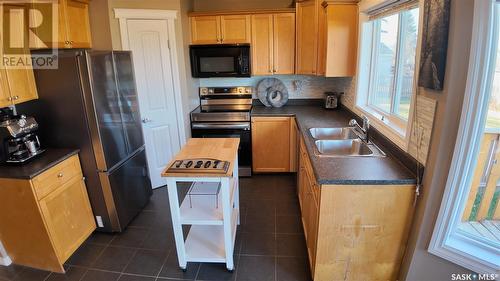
[185,161,193,168]
[208,89,214,94]
[213,160,220,169]
[195,161,203,168]
[200,88,208,95]
[238,88,243,93]
[204,161,212,168]
[245,88,250,93]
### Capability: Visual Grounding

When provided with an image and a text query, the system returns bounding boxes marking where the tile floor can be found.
[0,174,311,281]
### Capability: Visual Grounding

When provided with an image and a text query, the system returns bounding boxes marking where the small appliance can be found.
[190,44,251,78]
[324,92,343,109]
[0,108,44,164]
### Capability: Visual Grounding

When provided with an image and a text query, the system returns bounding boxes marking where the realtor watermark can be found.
[451,273,499,280]
[1,0,59,69]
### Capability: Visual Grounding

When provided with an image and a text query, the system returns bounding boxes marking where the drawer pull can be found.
[57,173,64,178]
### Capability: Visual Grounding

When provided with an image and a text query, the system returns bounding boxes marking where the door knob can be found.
[142,118,152,123]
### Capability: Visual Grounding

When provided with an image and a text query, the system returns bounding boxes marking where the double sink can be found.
[309,127,386,157]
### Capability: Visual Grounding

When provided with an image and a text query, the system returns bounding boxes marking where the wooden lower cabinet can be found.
[298,137,416,280]
[251,116,298,172]
[0,155,95,273]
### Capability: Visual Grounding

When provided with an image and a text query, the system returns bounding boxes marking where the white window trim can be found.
[355,3,422,150]
[428,0,500,274]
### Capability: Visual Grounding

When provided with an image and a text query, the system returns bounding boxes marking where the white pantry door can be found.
[126,19,181,188]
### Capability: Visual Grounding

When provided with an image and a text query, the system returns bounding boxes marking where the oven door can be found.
[191,122,252,176]
[189,44,250,78]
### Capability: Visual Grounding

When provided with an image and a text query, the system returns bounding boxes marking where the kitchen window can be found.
[429,0,500,273]
[357,4,420,139]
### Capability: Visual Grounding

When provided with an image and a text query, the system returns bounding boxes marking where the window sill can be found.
[354,105,409,150]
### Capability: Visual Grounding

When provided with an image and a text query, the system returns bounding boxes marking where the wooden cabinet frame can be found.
[190,14,251,44]
[30,0,92,49]
[252,116,298,173]
[0,155,95,273]
[298,135,416,280]
[251,13,296,75]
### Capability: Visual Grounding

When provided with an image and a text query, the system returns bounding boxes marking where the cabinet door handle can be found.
[57,173,64,178]
[70,41,74,45]
[7,97,12,101]
[273,68,277,73]
[65,41,69,45]
[13,96,19,100]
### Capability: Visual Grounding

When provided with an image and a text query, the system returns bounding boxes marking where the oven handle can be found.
[192,122,251,130]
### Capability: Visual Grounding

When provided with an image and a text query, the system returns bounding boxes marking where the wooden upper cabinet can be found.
[296,0,318,75]
[252,116,291,173]
[191,16,220,44]
[3,63,38,105]
[273,13,295,74]
[251,14,273,75]
[0,70,12,108]
[220,15,251,44]
[30,0,67,49]
[64,0,92,48]
[191,15,250,44]
[0,4,38,106]
[31,0,91,49]
[251,13,295,76]
[316,3,327,75]
[323,3,358,77]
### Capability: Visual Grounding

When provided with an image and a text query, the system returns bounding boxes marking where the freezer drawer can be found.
[99,147,152,231]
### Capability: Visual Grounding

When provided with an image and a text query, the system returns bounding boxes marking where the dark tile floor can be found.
[0,174,311,281]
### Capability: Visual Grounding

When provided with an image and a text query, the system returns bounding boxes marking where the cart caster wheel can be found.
[227,268,234,273]
[181,267,187,272]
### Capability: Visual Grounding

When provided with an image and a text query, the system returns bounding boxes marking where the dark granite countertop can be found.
[252,105,417,185]
[0,149,80,180]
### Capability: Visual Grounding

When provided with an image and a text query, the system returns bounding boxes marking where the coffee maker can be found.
[0,108,44,164]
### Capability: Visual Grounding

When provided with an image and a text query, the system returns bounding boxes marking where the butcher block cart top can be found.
[161,138,240,272]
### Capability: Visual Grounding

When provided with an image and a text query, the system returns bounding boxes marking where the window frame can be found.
[356,5,420,146]
[428,0,500,274]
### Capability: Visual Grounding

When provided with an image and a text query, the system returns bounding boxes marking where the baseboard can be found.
[0,256,12,266]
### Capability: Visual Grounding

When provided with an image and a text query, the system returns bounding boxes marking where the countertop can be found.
[252,105,417,185]
[162,138,240,178]
[0,148,80,180]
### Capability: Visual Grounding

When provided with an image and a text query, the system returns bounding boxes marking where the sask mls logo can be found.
[1,0,58,69]
[451,273,499,280]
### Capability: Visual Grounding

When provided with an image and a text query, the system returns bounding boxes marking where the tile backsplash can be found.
[199,75,353,99]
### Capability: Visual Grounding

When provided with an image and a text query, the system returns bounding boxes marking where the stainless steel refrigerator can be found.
[18,50,152,232]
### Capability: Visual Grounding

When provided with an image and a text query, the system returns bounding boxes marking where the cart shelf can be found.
[179,179,237,225]
[185,210,238,262]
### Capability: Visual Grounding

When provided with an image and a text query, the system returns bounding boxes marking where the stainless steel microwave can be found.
[189,44,251,78]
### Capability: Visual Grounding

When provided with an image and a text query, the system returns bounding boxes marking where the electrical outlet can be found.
[96,216,104,228]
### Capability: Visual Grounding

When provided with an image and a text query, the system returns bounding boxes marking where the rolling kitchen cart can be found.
[161,138,240,272]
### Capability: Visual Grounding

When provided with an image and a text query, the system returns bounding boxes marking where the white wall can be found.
[400,0,474,279]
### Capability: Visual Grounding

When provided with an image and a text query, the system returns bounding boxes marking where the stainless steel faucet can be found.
[349,115,370,142]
